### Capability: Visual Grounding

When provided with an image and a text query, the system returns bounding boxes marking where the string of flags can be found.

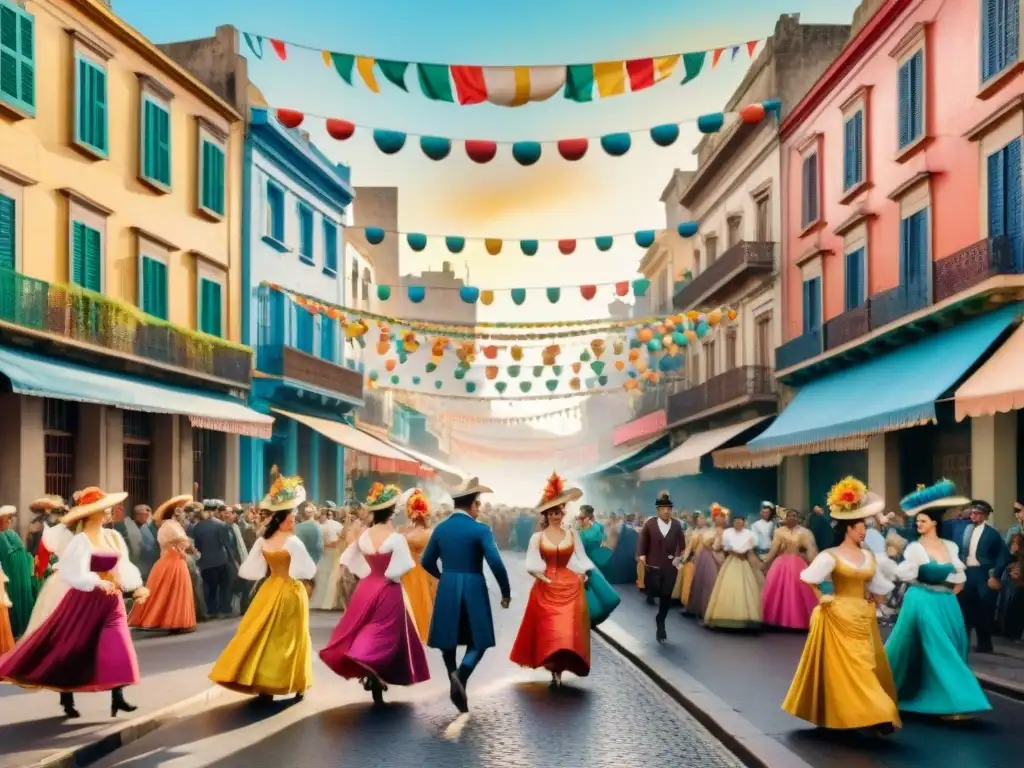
[440,404,582,425]
[370,374,689,401]
[374,278,654,306]
[243,32,766,106]
[351,220,699,258]
[272,100,781,165]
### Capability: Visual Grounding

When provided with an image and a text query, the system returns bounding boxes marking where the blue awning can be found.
[747,304,1021,456]
[0,345,273,439]
[579,434,671,479]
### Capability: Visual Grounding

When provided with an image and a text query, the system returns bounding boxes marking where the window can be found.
[899,208,929,287]
[802,277,821,334]
[350,262,359,302]
[898,49,925,149]
[323,220,339,274]
[198,276,223,336]
[987,137,1022,265]
[264,181,285,242]
[755,196,770,241]
[843,110,864,190]
[844,248,866,310]
[141,96,171,188]
[294,303,314,353]
[74,53,108,156]
[704,339,717,379]
[140,254,168,319]
[70,220,102,291]
[705,236,718,266]
[319,316,336,362]
[727,216,741,248]
[199,136,226,216]
[123,412,152,512]
[755,313,772,367]
[801,152,819,227]
[0,192,14,270]
[298,203,314,263]
[725,329,738,371]
[44,399,76,502]
[981,0,1020,82]
[0,0,35,116]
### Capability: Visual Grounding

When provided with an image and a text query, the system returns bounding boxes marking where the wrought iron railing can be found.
[673,241,774,310]
[258,341,363,401]
[667,364,775,424]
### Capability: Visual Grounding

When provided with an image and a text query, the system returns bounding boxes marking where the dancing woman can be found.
[129,495,196,633]
[761,508,818,630]
[0,487,148,719]
[209,473,317,700]
[782,477,900,733]
[510,473,595,687]
[686,505,727,619]
[884,480,991,717]
[577,505,621,626]
[703,514,763,630]
[22,500,73,639]
[398,488,438,641]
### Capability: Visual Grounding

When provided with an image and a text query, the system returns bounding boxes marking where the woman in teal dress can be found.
[605,519,639,585]
[577,506,620,626]
[511,511,536,552]
[884,480,991,718]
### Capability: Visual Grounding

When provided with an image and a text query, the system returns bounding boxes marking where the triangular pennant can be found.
[330,53,355,84]
[356,56,380,92]
[746,40,758,58]
[376,60,410,91]
[269,39,287,61]
[242,33,264,60]
[680,51,705,85]
[731,46,739,61]
[711,48,725,68]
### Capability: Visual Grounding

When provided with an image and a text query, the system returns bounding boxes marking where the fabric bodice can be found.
[263,548,294,578]
[364,551,394,577]
[579,523,605,555]
[776,526,811,554]
[539,533,575,569]
[90,552,119,574]
[831,554,876,599]
[404,528,431,561]
[917,561,955,585]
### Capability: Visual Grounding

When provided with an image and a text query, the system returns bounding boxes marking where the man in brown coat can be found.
[637,491,685,642]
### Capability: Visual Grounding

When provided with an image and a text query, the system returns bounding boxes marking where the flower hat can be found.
[366,482,403,512]
[827,476,885,520]
[398,488,431,522]
[62,487,129,526]
[536,471,582,514]
[259,466,307,512]
[899,479,970,516]
[710,502,731,521]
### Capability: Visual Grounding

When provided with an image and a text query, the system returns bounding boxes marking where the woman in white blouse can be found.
[0,487,148,719]
[883,480,991,718]
[703,515,764,630]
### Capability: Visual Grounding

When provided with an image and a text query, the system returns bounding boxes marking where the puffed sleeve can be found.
[108,530,144,591]
[237,537,268,581]
[41,523,74,556]
[866,551,895,596]
[873,548,898,582]
[284,535,318,581]
[800,551,836,585]
[895,541,926,583]
[525,532,546,575]
[730,530,755,555]
[59,534,103,591]
[340,532,371,580]
[945,539,967,585]
[383,533,416,582]
[567,530,595,575]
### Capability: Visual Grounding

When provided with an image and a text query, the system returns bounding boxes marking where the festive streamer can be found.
[440,404,582,425]
[272,100,781,166]
[371,374,688,401]
[350,220,700,258]
[375,278,656,306]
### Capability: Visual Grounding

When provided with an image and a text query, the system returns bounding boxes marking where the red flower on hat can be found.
[541,472,565,504]
[73,487,105,506]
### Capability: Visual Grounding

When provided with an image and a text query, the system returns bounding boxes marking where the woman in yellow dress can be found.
[673,513,706,605]
[209,471,317,701]
[398,488,437,641]
[703,515,764,630]
[782,476,901,734]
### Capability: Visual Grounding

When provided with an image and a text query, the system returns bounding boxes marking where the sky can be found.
[114,0,861,326]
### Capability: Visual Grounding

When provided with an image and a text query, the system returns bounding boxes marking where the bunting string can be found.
[242,32,765,106]
[441,404,582,425]
[271,99,781,165]
[372,374,688,401]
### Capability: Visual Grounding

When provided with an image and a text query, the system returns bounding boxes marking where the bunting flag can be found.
[270,100,780,165]
[369,374,689,401]
[242,32,766,106]
[441,404,582,425]
[371,279,657,306]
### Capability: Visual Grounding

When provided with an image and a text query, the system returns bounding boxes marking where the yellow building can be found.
[0,0,269,531]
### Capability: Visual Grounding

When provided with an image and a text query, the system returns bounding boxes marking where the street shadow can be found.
[0,714,95,748]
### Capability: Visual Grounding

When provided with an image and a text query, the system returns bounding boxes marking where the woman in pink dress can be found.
[319,483,429,704]
[761,507,819,629]
[0,487,149,719]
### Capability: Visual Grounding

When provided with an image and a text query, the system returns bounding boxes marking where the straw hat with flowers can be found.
[61,487,128,527]
[398,488,431,522]
[365,482,402,512]
[826,476,885,520]
[154,494,193,523]
[535,472,582,514]
[259,466,306,513]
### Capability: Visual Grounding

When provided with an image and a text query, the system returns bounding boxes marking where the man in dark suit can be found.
[191,500,234,618]
[959,499,1011,653]
[637,491,684,643]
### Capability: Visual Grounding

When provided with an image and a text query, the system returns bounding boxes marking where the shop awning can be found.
[384,443,467,484]
[747,304,1021,457]
[0,345,273,438]
[272,408,414,462]
[954,321,1024,421]
[633,416,771,480]
[578,434,671,479]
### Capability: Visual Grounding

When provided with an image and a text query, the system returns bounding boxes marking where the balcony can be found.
[775,328,822,371]
[257,342,363,403]
[673,241,774,310]
[0,268,252,387]
[667,365,776,426]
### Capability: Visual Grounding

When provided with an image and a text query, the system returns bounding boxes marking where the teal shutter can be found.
[71,221,85,285]
[801,153,818,227]
[294,303,314,353]
[323,221,338,272]
[141,256,168,319]
[200,278,222,336]
[298,204,313,261]
[1006,138,1022,269]
[83,225,101,291]
[0,193,14,270]
[898,60,911,148]
[143,99,171,186]
[319,316,336,362]
[844,248,865,311]
[0,2,35,115]
[201,140,225,215]
[75,56,108,154]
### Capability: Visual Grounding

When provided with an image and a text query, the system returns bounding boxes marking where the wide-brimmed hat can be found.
[448,476,493,500]
[536,472,583,514]
[154,494,192,523]
[654,491,673,508]
[62,487,128,527]
[900,479,971,516]
[0,505,15,519]
[30,496,64,513]
[827,476,885,520]
[366,482,402,512]
[259,471,307,513]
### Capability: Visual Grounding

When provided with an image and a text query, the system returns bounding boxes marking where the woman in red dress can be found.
[510,473,594,687]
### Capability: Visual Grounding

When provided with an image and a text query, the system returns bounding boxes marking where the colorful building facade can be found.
[0,0,267,530]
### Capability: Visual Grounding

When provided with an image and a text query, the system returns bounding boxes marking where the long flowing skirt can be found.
[584,567,621,627]
[401,564,437,641]
[762,554,817,630]
[1,550,35,638]
[0,588,139,692]
[319,575,429,687]
[0,604,13,654]
[336,564,358,611]
[703,555,762,630]
[186,555,207,621]
[686,550,720,618]
[782,596,901,730]
[310,549,342,610]
[604,528,639,585]
[130,550,196,632]
[679,561,696,607]
[884,585,991,715]
[22,573,70,640]
[510,568,590,677]
[209,575,312,696]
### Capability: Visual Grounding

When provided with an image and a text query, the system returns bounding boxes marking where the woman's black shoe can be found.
[60,692,80,719]
[111,687,138,717]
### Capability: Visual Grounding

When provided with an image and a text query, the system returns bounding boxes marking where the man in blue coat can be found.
[959,499,1011,653]
[421,477,511,713]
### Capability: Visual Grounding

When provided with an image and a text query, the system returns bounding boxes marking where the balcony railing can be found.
[777,236,1022,371]
[0,268,252,386]
[673,241,774,310]
[667,364,776,425]
[258,341,364,402]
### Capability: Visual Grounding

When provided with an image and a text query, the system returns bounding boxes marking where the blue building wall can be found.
[639,458,777,520]
[240,108,355,503]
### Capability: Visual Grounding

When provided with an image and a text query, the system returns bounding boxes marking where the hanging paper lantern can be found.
[600,132,631,157]
[466,382,477,393]
[632,278,651,296]
[634,231,656,248]
[482,345,497,359]
[624,379,638,391]
[696,321,710,339]
[649,123,680,147]
[376,285,391,302]
[434,380,443,389]
[739,102,767,123]
[614,360,625,371]
[511,346,523,361]
[552,365,563,375]
[533,366,544,378]
[445,236,465,253]
[685,329,697,344]
[390,375,400,385]
[615,281,629,296]
[571,362,582,374]
[459,286,480,303]
[647,338,663,352]
[368,370,379,382]
[402,332,419,353]
[520,382,532,393]
[594,236,614,252]
[506,288,525,306]
[465,139,498,164]
[628,349,640,362]
[519,240,539,256]
[407,285,426,304]
[696,112,725,134]
[276,108,304,128]
[545,380,558,392]
[686,311,700,321]
[546,287,561,303]
[376,340,391,356]
[580,285,597,300]
[364,227,386,245]
[638,327,654,343]
[727,308,738,321]
[672,331,687,346]
[590,361,605,375]
[570,377,581,391]
[485,365,499,380]
[613,341,624,355]
[373,129,407,154]
[662,334,673,347]
[495,381,507,394]
[635,360,648,373]
[325,118,356,140]
[658,356,673,372]
[590,339,605,357]
[508,365,521,378]
[412,376,421,385]
[512,141,542,166]
[707,307,723,326]
[557,240,576,255]
[597,375,608,386]
[419,136,452,160]
[484,238,503,255]
[579,350,591,362]
[406,233,427,252]
[425,362,437,373]
[557,137,588,161]
[480,290,495,306]
[454,367,466,380]
[345,320,368,338]
[677,221,699,238]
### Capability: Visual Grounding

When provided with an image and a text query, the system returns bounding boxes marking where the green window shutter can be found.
[0,193,14,270]
[71,221,85,285]
[200,278,222,336]
[0,2,34,115]
[142,99,171,186]
[75,56,108,154]
[83,225,101,291]
[156,103,170,185]
[141,256,168,319]
[200,140,225,215]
